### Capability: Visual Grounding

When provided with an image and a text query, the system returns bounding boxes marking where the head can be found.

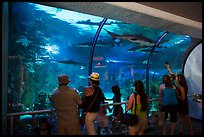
[57,74,70,86]
[89,72,100,85]
[111,85,121,95]
[163,75,172,87]
[177,74,188,91]
[134,80,145,94]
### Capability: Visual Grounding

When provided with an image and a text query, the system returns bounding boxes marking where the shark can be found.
[104,29,155,46]
[54,59,87,66]
[76,19,125,26]
[126,45,165,52]
[126,45,152,52]
[140,49,162,54]
[76,40,114,47]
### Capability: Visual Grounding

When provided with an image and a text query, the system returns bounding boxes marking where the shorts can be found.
[178,101,189,114]
[162,105,178,122]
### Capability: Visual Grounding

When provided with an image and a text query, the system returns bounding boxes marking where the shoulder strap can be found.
[134,93,137,115]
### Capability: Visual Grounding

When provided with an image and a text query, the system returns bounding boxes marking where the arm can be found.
[175,77,185,100]
[74,90,83,108]
[158,84,164,110]
[166,64,175,75]
[126,93,134,111]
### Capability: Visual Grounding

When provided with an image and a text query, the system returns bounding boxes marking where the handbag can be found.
[121,93,138,126]
[80,87,99,127]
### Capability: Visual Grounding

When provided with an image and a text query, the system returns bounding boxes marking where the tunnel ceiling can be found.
[36,2,202,39]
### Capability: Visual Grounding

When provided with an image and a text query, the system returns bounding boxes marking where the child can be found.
[33,116,52,135]
[96,102,111,135]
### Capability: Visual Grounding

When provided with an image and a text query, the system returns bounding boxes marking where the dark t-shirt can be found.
[83,86,105,112]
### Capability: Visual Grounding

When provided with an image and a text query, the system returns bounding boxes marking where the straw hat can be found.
[89,72,99,81]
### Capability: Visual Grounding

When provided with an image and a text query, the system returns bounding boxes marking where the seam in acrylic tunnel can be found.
[88,18,107,85]
[145,31,169,95]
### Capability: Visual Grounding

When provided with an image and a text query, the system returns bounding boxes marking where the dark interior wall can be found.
[2,2,9,135]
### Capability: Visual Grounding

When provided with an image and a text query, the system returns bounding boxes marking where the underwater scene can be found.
[7,2,201,118]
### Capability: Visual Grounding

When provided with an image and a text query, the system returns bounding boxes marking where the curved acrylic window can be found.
[7,2,201,115]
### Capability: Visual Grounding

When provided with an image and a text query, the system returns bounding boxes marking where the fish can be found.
[140,49,162,54]
[76,40,114,47]
[94,65,106,68]
[78,75,87,79]
[104,29,155,46]
[76,43,105,47]
[142,60,152,64]
[26,68,35,73]
[76,19,101,26]
[80,66,85,70]
[55,60,87,66]
[126,45,151,52]
[16,35,33,47]
[76,19,124,26]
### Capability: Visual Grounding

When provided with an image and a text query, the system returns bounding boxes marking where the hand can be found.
[165,64,170,68]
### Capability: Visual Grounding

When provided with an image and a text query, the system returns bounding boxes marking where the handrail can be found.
[7,109,55,117]
[101,102,127,107]
[101,98,159,107]
[7,99,159,135]
[7,99,160,116]
[7,109,56,135]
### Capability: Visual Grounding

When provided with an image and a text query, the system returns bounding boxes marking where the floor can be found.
[144,118,202,135]
[11,114,202,135]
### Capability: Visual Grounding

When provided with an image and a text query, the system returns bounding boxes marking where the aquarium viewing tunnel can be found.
[2,2,202,135]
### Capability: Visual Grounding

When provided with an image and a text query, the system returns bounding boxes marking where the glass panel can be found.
[8,2,201,116]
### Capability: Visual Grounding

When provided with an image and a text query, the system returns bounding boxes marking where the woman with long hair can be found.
[126,80,149,135]
[176,74,193,135]
[111,85,123,120]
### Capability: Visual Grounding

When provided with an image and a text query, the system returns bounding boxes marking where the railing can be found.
[7,109,55,135]
[7,98,159,135]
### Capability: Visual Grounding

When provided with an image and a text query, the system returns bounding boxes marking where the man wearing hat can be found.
[50,74,82,135]
[81,72,105,135]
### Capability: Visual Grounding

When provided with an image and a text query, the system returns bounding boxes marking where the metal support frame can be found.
[88,18,107,84]
[146,31,169,95]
